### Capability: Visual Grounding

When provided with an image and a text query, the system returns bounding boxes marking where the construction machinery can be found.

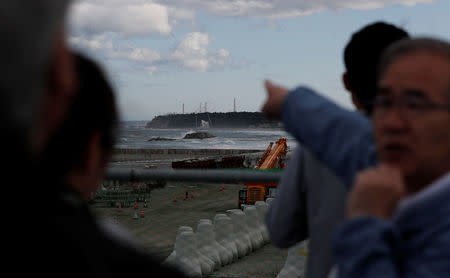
[238,138,288,209]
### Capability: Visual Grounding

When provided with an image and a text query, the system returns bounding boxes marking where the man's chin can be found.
[381,152,411,168]
[389,165,424,194]
[381,160,408,172]
[380,159,415,178]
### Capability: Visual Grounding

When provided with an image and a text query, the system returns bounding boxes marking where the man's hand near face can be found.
[261,80,289,120]
[347,165,407,219]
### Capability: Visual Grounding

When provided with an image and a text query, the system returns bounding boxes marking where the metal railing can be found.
[104,168,282,183]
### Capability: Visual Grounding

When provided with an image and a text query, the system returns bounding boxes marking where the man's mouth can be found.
[381,143,410,160]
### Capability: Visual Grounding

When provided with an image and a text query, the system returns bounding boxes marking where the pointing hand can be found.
[261,80,289,120]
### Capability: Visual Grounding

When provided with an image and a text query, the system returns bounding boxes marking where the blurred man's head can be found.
[373,38,450,192]
[0,1,71,154]
[46,53,118,198]
[343,22,409,113]
[34,30,77,154]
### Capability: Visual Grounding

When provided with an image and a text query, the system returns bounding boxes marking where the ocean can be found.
[116,121,297,150]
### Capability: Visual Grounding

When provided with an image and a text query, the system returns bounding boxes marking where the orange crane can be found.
[255,142,273,168]
[239,138,288,208]
[259,138,287,169]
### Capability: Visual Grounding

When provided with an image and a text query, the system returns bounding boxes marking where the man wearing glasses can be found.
[263,37,450,277]
[264,22,408,278]
[334,38,450,277]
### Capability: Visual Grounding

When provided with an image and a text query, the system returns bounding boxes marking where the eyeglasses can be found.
[372,94,450,119]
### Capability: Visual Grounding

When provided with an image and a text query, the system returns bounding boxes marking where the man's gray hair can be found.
[378,37,450,82]
[0,0,70,147]
[378,37,450,102]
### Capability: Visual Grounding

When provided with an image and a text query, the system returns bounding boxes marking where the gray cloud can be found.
[157,0,433,19]
[70,0,433,38]
[68,0,432,74]
[70,34,161,63]
[69,32,231,74]
[69,0,171,37]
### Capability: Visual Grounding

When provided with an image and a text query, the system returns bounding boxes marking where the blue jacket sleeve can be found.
[265,147,308,248]
[281,86,378,187]
[333,218,401,278]
[333,216,450,278]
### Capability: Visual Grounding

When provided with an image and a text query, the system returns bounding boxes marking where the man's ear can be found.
[84,131,103,172]
[34,30,77,153]
[343,72,364,111]
[47,30,76,99]
[342,72,352,92]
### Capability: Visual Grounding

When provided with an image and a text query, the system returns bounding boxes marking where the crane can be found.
[238,138,288,208]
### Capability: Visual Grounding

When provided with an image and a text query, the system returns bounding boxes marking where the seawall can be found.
[112,148,262,162]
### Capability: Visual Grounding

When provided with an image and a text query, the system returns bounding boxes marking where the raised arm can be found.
[262,80,377,187]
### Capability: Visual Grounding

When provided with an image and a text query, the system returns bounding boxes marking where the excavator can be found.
[238,138,288,209]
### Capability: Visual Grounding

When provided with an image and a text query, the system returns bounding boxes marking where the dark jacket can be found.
[334,173,450,278]
[21,182,185,277]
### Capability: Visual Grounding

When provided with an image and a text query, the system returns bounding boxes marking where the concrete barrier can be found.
[198,218,232,265]
[199,219,212,225]
[255,201,270,244]
[164,226,193,264]
[276,241,306,278]
[169,231,202,277]
[196,222,222,269]
[165,226,214,276]
[243,206,264,250]
[234,208,259,251]
[214,214,239,262]
[265,197,275,206]
[227,209,253,255]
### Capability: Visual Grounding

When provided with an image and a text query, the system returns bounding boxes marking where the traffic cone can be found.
[134,200,138,210]
[140,209,144,218]
[173,196,177,202]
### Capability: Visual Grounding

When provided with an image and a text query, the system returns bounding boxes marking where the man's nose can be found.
[381,107,409,132]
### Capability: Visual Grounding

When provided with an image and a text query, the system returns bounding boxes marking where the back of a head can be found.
[344,21,409,112]
[42,53,118,182]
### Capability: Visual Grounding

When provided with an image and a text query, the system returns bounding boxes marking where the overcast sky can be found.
[68,0,450,121]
